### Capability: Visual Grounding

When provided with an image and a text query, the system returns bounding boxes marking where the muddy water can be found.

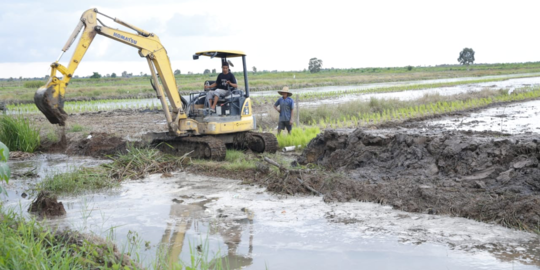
[423,99,540,134]
[3,154,109,199]
[3,165,540,269]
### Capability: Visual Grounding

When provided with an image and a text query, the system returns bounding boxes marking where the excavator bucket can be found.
[34,85,68,126]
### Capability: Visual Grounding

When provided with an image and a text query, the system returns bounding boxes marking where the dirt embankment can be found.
[299,129,540,230]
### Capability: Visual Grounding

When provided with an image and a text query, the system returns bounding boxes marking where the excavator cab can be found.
[188,50,250,118]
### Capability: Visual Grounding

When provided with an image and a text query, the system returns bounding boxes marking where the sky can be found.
[0,0,539,78]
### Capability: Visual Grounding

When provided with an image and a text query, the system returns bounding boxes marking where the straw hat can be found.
[278,86,293,96]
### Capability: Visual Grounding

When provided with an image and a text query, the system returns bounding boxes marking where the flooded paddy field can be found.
[2,72,540,269]
[6,73,540,114]
[419,99,540,134]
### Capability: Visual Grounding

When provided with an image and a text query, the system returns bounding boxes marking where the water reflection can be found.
[160,199,254,269]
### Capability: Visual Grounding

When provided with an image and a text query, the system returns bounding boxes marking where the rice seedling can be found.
[276,127,320,149]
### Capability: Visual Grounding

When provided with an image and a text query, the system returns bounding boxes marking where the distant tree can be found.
[122,71,128,78]
[44,75,50,80]
[174,69,181,75]
[458,48,475,66]
[188,71,193,75]
[90,72,101,79]
[111,73,117,78]
[406,65,413,71]
[252,66,257,73]
[212,69,216,74]
[140,72,143,76]
[203,69,211,75]
[308,58,323,73]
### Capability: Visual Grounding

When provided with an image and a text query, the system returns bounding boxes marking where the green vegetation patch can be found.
[38,167,118,195]
[222,150,257,171]
[299,86,540,129]
[276,127,320,149]
[0,207,141,269]
[0,115,40,152]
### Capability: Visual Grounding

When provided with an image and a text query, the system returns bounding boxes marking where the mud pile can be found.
[28,191,66,217]
[66,132,127,157]
[299,129,540,229]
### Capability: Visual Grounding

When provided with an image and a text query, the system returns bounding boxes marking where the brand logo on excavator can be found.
[113,32,138,45]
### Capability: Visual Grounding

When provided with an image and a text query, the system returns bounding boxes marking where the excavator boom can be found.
[34,9,186,132]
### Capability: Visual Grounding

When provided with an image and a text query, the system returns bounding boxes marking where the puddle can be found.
[424,99,540,134]
[3,166,540,269]
[4,154,109,199]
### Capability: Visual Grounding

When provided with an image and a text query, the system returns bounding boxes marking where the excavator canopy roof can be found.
[195,50,245,58]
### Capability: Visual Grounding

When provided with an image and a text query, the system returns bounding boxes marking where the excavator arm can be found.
[35,8,187,134]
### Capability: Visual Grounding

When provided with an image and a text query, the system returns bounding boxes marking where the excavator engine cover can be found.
[34,85,68,126]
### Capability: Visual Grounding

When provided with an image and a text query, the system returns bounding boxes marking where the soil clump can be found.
[66,132,127,157]
[298,129,540,230]
[28,191,66,217]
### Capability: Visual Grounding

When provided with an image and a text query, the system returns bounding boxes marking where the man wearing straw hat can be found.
[274,87,294,135]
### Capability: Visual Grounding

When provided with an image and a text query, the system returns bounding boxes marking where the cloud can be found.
[166,13,228,37]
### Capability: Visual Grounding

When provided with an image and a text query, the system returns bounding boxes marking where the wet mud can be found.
[298,129,540,230]
[65,132,127,157]
[28,191,66,217]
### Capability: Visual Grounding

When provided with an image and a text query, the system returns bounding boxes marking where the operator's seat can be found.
[204,80,239,102]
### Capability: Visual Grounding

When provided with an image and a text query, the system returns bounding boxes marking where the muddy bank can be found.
[298,129,540,230]
[39,132,128,158]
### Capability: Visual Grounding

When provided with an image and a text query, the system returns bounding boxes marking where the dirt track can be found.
[299,128,540,230]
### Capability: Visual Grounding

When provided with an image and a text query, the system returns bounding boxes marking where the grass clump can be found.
[276,127,320,149]
[38,167,117,195]
[0,207,143,269]
[0,115,40,152]
[222,150,257,170]
[68,124,84,132]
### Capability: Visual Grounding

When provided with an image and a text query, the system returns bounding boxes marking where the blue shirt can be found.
[274,97,294,121]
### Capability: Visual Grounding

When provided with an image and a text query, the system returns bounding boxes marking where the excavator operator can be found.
[204,59,238,111]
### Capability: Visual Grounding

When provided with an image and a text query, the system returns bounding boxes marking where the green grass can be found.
[0,115,40,152]
[68,124,84,132]
[222,150,257,170]
[38,167,118,195]
[276,127,320,149]
[0,207,140,269]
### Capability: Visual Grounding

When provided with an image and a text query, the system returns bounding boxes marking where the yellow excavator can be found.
[34,8,277,160]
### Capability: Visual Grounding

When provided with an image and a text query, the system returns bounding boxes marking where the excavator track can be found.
[246,132,278,154]
[152,135,226,161]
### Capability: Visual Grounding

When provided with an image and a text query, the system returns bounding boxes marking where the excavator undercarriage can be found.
[146,131,278,161]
